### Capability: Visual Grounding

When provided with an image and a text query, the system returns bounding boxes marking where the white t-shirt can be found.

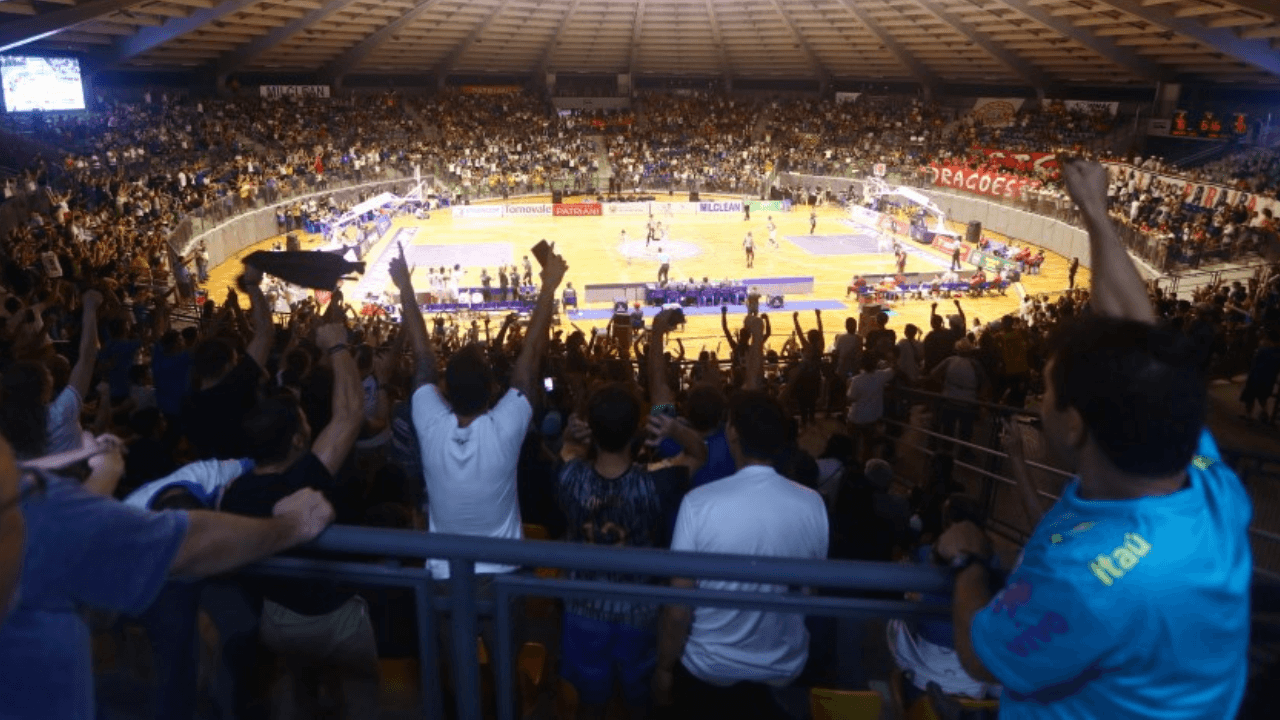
[129,458,251,510]
[413,385,531,579]
[847,368,895,425]
[671,464,828,686]
[45,386,83,454]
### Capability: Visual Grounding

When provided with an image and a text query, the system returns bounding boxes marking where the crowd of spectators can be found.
[0,87,1275,718]
[0,149,1272,718]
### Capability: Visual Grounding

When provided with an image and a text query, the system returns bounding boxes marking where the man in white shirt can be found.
[656,316,828,719]
[657,247,671,285]
[408,243,565,580]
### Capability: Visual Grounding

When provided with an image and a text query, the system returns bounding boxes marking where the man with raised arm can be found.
[411,241,567,580]
[936,159,1251,718]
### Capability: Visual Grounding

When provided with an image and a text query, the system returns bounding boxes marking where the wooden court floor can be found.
[206,194,1087,351]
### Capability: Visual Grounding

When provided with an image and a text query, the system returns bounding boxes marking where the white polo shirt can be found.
[671,464,828,686]
[413,385,531,579]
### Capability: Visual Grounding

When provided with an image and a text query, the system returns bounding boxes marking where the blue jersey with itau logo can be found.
[970,429,1251,719]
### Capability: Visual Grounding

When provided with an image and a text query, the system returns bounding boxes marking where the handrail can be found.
[290,525,955,593]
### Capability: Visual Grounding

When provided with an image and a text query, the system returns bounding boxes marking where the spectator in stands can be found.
[935,159,1251,718]
[218,317,373,718]
[1240,327,1280,423]
[556,310,707,720]
[410,241,565,644]
[655,316,828,720]
[833,317,862,381]
[848,352,896,464]
[0,430,335,719]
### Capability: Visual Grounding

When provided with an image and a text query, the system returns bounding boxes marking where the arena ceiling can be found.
[1,0,1279,88]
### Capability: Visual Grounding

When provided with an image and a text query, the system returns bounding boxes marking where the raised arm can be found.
[953,298,966,330]
[792,311,806,349]
[389,243,437,387]
[68,289,103,400]
[742,314,765,391]
[311,322,363,477]
[814,308,824,339]
[511,246,568,398]
[1063,159,1155,323]
[649,309,677,408]
[761,313,772,343]
[720,306,738,350]
[240,264,273,368]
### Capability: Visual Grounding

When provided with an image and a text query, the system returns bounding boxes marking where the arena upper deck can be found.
[1,0,1278,88]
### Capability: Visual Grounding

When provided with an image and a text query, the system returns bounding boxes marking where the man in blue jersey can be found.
[935,159,1252,718]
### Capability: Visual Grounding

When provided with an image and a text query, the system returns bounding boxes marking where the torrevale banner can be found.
[927,164,1041,200]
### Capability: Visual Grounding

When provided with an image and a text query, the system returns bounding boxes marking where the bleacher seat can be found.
[810,687,884,720]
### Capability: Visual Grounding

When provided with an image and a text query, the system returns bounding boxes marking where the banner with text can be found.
[451,205,505,219]
[553,203,603,217]
[260,85,330,99]
[834,92,862,104]
[1062,100,1119,117]
[604,202,652,216]
[651,202,700,215]
[847,205,883,229]
[746,200,790,212]
[971,97,1025,127]
[974,148,1059,175]
[930,234,970,256]
[504,203,553,216]
[927,164,1041,200]
[1102,160,1280,216]
[699,200,743,213]
[461,85,523,95]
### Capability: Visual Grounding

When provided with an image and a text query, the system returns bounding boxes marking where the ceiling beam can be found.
[704,0,732,84]
[0,0,141,53]
[627,0,645,75]
[766,0,830,84]
[835,0,933,89]
[1094,0,1280,79]
[537,0,584,73]
[213,0,363,77]
[991,0,1168,81]
[433,0,510,78]
[320,0,451,81]
[903,0,1051,89]
[89,0,262,68]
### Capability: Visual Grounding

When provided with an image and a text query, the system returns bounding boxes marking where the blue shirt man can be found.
[968,429,1250,718]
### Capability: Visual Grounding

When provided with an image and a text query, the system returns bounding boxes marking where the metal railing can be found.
[245,525,955,720]
[881,385,1280,581]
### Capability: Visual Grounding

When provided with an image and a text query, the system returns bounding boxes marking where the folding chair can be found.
[810,687,884,720]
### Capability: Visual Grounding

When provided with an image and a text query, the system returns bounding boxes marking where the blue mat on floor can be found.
[786,232,885,255]
[568,300,847,321]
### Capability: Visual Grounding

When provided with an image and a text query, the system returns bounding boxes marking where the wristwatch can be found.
[950,553,990,572]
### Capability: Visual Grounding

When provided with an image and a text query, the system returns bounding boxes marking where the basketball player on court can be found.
[767,217,778,248]
[744,231,756,268]
[810,208,817,234]
[621,229,628,246]
[647,216,656,246]
[657,246,671,285]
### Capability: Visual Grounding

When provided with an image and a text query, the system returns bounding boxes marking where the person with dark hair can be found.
[1239,328,1280,423]
[847,351,895,464]
[936,159,1251,719]
[556,310,707,720]
[1068,256,1079,290]
[183,262,273,459]
[0,428,335,720]
[833,316,861,380]
[218,318,373,719]
[47,289,103,455]
[411,242,566,577]
[889,492,1001,703]
[655,315,828,720]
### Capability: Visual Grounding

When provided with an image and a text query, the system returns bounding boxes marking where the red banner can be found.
[553,203,603,217]
[973,148,1059,175]
[460,85,523,95]
[926,164,1042,200]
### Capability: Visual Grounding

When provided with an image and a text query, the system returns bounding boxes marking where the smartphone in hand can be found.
[531,239,552,266]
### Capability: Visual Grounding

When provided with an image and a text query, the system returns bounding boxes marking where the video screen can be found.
[1,56,85,112]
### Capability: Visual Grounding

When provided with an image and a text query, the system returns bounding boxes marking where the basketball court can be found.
[206,194,1086,349]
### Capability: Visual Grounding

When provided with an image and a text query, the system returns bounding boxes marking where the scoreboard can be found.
[1170,109,1249,139]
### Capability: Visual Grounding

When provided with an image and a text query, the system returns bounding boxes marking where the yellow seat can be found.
[477,636,489,666]
[523,523,551,540]
[378,658,419,695]
[810,687,883,720]
[518,642,549,717]
[556,678,579,720]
